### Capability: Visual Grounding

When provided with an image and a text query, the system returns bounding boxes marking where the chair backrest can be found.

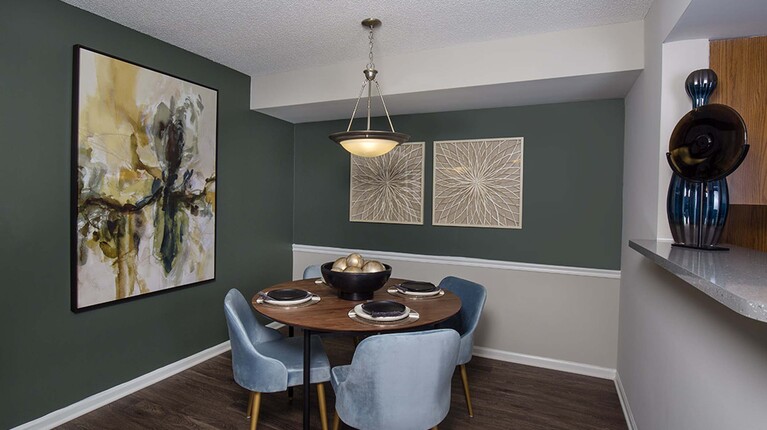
[438,276,487,338]
[224,289,286,392]
[334,329,460,430]
[302,264,322,279]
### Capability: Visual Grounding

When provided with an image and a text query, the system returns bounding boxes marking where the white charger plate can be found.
[396,287,441,297]
[256,294,320,309]
[353,303,411,322]
[264,294,313,306]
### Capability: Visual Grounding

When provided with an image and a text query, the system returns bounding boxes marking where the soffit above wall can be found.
[667,0,767,42]
[253,22,644,122]
[260,71,641,124]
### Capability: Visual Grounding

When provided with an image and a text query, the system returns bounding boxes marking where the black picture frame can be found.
[70,44,219,313]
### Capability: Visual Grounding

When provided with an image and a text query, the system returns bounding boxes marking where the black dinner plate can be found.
[398,281,438,293]
[267,289,310,301]
[361,300,407,317]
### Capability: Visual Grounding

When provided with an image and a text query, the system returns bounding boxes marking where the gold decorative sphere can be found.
[346,253,364,268]
[344,266,363,273]
[332,257,348,271]
[362,261,385,273]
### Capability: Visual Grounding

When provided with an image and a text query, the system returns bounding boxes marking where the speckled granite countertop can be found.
[630,240,767,323]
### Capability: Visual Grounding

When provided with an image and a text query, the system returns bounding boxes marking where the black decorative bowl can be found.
[320,262,392,301]
[667,103,748,182]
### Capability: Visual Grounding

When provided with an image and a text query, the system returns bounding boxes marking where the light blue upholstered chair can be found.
[303,264,322,280]
[436,276,487,417]
[330,329,460,430]
[224,289,331,430]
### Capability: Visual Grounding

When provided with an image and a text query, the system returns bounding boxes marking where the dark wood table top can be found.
[252,278,461,333]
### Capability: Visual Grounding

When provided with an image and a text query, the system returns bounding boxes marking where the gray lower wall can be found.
[619,252,767,429]
[293,100,625,270]
[0,1,294,427]
[295,248,621,369]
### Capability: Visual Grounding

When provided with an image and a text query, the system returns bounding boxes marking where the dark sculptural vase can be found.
[666,69,748,250]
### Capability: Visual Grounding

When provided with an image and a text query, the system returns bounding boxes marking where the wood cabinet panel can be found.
[710,36,767,205]
[721,205,767,252]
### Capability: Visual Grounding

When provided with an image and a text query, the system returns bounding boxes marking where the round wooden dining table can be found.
[252,277,462,430]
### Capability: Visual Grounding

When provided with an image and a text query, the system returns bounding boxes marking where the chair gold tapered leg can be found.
[246,391,254,418]
[317,383,329,430]
[332,409,341,430]
[459,364,474,417]
[250,391,261,430]
[432,427,439,430]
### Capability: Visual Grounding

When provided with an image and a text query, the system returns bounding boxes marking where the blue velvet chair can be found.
[330,329,460,430]
[224,289,331,430]
[436,276,487,417]
[303,264,322,279]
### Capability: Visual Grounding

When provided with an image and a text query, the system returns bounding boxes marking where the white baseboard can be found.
[13,332,626,429]
[274,328,617,382]
[269,324,617,383]
[293,244,621,279]
[473,346,617,380]
[614,372,637,430]
[11,341,232,430]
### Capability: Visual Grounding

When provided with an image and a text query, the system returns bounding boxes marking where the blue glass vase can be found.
[684,68,717,108]
[667,69,730,250]
[667,175,728,249]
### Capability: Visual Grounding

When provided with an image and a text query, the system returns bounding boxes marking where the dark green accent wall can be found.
[0,1,293,427]
[294,100,624,270]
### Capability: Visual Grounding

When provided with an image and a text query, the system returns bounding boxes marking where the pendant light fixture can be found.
[329,18,409,157]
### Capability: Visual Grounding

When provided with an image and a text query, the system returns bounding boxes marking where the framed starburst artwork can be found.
[350,142,424,225]
[433,137,523,229]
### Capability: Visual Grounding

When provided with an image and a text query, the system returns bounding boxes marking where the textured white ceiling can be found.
[60,0,652,77]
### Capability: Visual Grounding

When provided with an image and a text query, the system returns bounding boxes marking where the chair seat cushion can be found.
[258,336,331,387]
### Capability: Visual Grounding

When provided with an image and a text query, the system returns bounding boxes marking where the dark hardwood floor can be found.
[59,334,627,430]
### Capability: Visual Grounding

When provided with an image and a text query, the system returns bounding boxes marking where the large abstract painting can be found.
[350,142,424,224]
[72,46,217,311]
[433,137,523,228]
